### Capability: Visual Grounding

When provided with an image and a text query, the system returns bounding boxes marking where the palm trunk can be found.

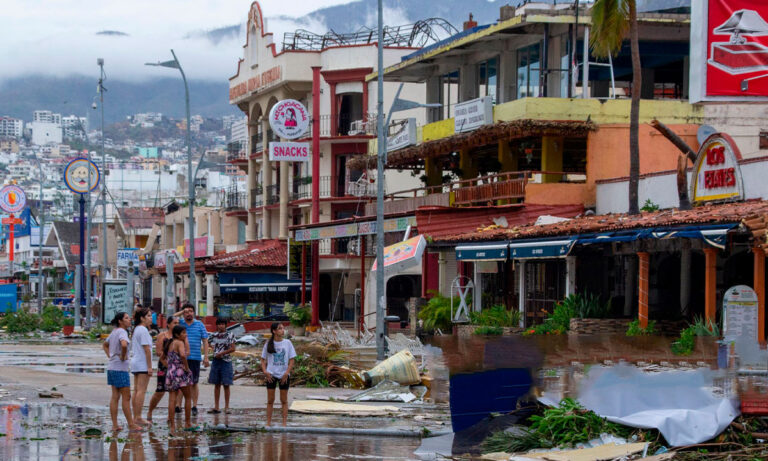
[628,1,641,215]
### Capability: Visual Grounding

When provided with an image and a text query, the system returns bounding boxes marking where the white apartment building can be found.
[0,117,23,138]
[62,115,88,140]
[33,110,61,124]
[31,110,63,146]
[9,162,34,179]
[230,117,247,144]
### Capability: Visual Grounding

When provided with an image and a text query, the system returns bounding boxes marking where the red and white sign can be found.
[692,1,768,100]
[184,236,213,259]
[268,99,309,140]
[269,142,310,162]
[690,133,744,203]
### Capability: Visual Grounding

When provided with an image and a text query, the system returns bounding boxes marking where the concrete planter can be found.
[454,324,525,337]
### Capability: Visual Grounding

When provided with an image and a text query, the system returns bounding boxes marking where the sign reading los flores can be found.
[268,99,311,161]
[690,132,744,204]
[229,65,282,101]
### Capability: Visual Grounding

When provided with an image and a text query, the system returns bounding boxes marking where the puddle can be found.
[0,402,422,460]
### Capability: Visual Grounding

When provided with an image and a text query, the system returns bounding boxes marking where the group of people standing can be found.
[103,303,296,431]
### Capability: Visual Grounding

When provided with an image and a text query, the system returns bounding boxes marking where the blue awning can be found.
[219,273,311,294]
[456,243,507,261]
[508,238,576,259]
[576,224,737,250]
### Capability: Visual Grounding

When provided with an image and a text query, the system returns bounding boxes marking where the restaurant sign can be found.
[229,65,282,101]
[387,118,417,152]
[269,142,310,162]
[269,99,310,140]
[690,133,744,204]
[455,96,493,133]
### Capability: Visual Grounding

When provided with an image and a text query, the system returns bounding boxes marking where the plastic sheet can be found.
[348,380,418,402]
[575,364,739,447]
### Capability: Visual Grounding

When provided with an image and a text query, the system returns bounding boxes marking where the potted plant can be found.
[62,317,75,336]
[285,304,310,336]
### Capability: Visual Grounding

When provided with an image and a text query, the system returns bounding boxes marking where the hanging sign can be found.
[0,185,26,214]
[387,118,417,152]
[269,142,310,162]
[722,284,759,343]
[690,133,744,204]
[63,158,100,194]
[268,99,309,140]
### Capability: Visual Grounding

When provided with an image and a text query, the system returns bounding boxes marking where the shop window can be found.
[477,57,499,104]
[517,43,541,99]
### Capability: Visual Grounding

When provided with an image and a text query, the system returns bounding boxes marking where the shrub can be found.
[285,304,311,327]
[2,308,40,333]
[626,319,657,336]
[469,305,521,327]
[671,317,719,355]
[418,292,455,333]
[560,293,612,319]
[473,325,503,336]
[39,304,65,332]
[690,316,720,337]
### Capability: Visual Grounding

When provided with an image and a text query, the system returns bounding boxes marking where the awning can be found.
[218,273,310,294]
[456,243,508,261]
[576,224,737,250]
[508,238,576,259]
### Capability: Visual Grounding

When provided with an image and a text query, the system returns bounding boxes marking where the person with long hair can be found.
[165,325,195,430]
[130,308,153,426]
[102,312,141,432]
[146,315,184,422]
[260,323,296,426]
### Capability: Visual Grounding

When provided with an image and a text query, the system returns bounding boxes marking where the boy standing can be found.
[207,318,236,414]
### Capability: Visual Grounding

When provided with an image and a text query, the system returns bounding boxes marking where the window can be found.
[477,58,499,104]
[517,43,541,99]
[439,70,460,120]
[237,220,246,244]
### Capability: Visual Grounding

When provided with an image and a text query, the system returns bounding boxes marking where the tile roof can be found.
[436,200,768,243]
[52,221,82,267]
[118,207,164,230]
[205,239,287,270]
[417,203,585,241]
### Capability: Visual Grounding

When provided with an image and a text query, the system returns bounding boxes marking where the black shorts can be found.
[188,360,201,384]
[266,375,290,390]
[133,371,148,376]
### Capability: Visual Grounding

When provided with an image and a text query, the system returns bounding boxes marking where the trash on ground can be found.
[38,391,63,398]
[316,322,375,347]
[385,333,425,357]
[235,334,260,346]
[290,399,399,416]
[575,364,739,447]
[509,442,647,460]
[363,349,421,387]
[348,380,420,403]
[82,428,102,437]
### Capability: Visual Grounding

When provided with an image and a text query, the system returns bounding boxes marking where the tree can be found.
[590,0,642,214]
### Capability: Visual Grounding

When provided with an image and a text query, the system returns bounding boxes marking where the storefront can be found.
[216,272,309,320]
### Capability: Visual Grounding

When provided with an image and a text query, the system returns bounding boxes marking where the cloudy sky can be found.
[0,0,352,82]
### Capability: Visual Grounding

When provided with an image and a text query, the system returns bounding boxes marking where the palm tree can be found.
[591,0,641,214]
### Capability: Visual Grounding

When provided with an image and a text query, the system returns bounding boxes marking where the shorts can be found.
[266,375,290,390]
[156,370,167,392]
[107,370,131,389]
[208,359,234,386]
[188,359,201,384]
[133,371,148,376]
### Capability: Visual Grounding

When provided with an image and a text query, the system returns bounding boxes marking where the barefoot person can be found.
[261,323,296,427]
[165,325,195,430]
[146,315,184,422]
[176,303,209,415]
[207,318,236,414]
[130,308,153,426]
[103,312,141,432]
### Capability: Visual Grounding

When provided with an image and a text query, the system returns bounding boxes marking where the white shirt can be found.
[107,328,130,372]
[130,325,153,372]
[261,339,297,379]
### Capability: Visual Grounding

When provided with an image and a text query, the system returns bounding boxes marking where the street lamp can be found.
[375,0,440,360]
[30,154,45,314]
[146,50,196,307]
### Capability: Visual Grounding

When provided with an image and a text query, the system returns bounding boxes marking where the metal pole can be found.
[166,253,175,317]
[77,195,85,327]
[582,25,590,99]
[38,169,43,314]
[127,261,135,313]
[376,0,386,361]
[85,150,93,327]
[98,58,108,300]
[171,49,195,307]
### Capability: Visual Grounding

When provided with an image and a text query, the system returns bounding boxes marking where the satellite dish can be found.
[697,125,717,145]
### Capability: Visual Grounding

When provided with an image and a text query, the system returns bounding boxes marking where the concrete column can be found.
[680,248,691,317]
[459,64,478,102]
[262,119,272,239]
[704,248,718,327]
[498,141,517,172]
[498,48,516,103]
[541,136,564,183]
[517,260,526,328]
[459,149,477,179]
[206,273,215,317]
[160,276,167,313]
[754,247,765,344]
[637,252,650,328]
[246,158,258,241]
[565,256,576,297]
[279,161,289,239]
[195,273,203,314]
[426,76,441,122]
[438,251,447,295]
[424,157,442,188]
[474,263,482,312]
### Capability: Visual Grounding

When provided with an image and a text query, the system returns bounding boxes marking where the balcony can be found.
[225,190,247,210]
[227,141,247,163]
[300,113,378,138]
[265,184,280,206]
[290,176,331,201]
[250,186,263,208]
[251,132,263,155]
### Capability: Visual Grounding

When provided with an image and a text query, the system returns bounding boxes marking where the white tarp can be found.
[575,364,739,447]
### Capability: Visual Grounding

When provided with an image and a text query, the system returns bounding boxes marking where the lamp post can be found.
[97,58,109,302]
[30,154,44,314]
[375,0,440,360]
[146,50,196,307]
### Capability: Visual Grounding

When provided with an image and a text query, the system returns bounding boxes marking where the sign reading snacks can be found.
[454,96,493,133]
[269,142,310,162]
[269,99,309,140]
[690,133,744,203]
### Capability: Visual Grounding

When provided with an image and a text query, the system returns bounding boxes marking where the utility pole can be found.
[98,58,109,308]
[376,0,386,360]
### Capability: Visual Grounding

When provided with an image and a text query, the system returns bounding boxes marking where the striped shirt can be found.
[179,318,209,361]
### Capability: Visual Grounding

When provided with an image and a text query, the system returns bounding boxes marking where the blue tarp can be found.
[218,273,311,294]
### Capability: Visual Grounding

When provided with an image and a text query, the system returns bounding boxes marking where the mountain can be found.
[0,75,238,125]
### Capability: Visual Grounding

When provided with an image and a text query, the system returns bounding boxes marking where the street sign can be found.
[1,217,23,226]
[116,248,140,268]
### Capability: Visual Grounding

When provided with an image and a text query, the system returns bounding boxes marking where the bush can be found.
[285,304,311,327]
[470,305,521,327]
[626,319,657,336]
[39,304,65,332]
[2,308,40,333]
[473,325,503,336]
[418,292,455,333]
[561,293,612,319]
[671,317,719,355]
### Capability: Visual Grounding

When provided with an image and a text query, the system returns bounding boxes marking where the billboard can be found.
[691,0,768,101]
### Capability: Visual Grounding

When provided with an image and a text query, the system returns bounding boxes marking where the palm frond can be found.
[590,0,632,58]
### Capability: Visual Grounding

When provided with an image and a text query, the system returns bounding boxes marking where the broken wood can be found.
[650,119,698,163]
[650,119,697,210]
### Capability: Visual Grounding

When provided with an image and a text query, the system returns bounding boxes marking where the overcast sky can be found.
[0,0,352,83]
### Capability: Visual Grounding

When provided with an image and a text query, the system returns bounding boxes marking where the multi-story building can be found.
[62,115,88,140]
[0,117,23,138]
[30,110,62,145]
